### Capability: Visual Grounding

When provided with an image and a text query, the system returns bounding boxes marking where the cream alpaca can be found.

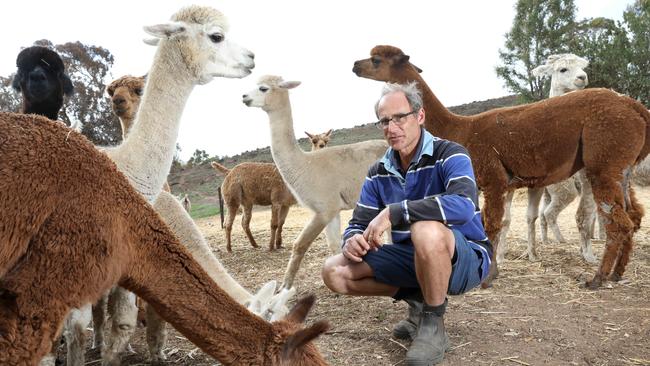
[243,75,388,289]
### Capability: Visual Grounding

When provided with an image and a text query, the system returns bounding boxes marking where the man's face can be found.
[377,91,424,156]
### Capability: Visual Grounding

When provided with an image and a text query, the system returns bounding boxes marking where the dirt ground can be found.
[74,187,650,366]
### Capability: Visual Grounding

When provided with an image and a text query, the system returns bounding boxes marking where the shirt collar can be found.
[381,127,435,174]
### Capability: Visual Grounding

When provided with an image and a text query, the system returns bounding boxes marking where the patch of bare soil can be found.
[71,187,650,365]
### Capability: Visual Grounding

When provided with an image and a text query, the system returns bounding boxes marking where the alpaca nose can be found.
[113,97,126,105]
[29,68,47,82]
[577,75,586,81]
[242,94,248,98]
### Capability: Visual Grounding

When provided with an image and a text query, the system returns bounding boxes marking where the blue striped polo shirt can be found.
[342,128,493,257]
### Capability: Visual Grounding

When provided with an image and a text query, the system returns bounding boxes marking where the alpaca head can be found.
[532,54,589,96]
[242,75,301,112]
[304,129,332,150]
[143,5,255,84]
[352,45,423,83]
[12,46,74,119]
[106,75,146,132]
[269,295,329,365]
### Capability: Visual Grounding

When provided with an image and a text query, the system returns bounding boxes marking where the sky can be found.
[0,1,634,161]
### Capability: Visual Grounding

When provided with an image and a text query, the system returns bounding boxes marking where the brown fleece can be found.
[0,112,329,365]
[211,162,297,252]
[353,45,650,288]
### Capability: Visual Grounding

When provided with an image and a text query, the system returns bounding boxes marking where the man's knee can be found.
[411,221,454,253]
[321,255,348,294]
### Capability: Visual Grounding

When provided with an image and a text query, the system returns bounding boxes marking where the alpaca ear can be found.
[279,81,301,90]
[305,131,314,139]
[143,38,159,46]
[281,320,330,360]
[532,65,551,78]
[325,129,333,137]
[143,22,186,39]
[284,294,315,324]
[61,74,74,96]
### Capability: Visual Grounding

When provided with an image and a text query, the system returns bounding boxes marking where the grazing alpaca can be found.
[305,129,333,150]
[243,75,388,289]
[105,74,146,141]
[211,133,330,252]
[11,46,74,120]
[0,113,329,366]
[497,53,599,263]
[353,45,650,288]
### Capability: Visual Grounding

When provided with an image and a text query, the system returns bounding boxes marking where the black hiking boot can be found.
[392,298,422,340]
[405,300,449,366]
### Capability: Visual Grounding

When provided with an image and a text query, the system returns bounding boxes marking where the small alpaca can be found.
[243,75,388,289]
[211,131,330,252]
[305,129,332,150]
[496,53,600,263]
[11,46,74,121]
[0,112,329,366]
[212,162,297,252]
[180,193,192,212]
[353,45,650,288]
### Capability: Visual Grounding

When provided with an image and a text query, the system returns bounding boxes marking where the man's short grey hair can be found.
[374,81,423,117]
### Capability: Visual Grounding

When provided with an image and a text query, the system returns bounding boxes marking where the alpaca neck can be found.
[22,100,60,121]
[125,221,273,364]
[549,81,566,98]
[119,115,135,141]
[405,71,469,143]
[266,99,307,174]
[111,41,195,203]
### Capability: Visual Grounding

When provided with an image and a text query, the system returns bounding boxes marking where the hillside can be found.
[168,95,520,218]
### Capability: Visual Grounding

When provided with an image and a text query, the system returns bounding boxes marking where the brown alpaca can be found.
[212,132,330,252]
[106,75,146,140]
[0,112,329,365]
[212,162,297,252]
[353,45,650,289]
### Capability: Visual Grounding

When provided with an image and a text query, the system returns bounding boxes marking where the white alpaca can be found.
[496,54,598,264]
[243,75,388,289]
[45,7,289,366]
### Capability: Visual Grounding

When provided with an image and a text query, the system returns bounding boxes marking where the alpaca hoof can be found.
[584,276,602,289]
[608,273,623,282]
[150,352,166,364]
[583,253,598,264]
[527,252,540,262]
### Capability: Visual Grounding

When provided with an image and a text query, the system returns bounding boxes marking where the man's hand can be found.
[363,207,391,250]
[342,234,371,262]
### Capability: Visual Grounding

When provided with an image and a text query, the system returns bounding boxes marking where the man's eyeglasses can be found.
[374,109,418,129]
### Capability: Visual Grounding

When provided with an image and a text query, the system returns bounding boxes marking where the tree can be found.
[187,149,210,167]
[0,40,122,145]
[496,0,577,102]
[622,0,650,105]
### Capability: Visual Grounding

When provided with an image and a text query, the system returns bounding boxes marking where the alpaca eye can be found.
[259,86,269,92]
[134,88,143,96]
[209,33,224,43]
[560,68,568,73]
[371,57,381,67]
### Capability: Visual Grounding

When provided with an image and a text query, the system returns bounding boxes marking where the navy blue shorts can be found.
[363,229,490,296]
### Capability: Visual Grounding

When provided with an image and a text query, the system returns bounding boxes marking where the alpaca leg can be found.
[585,173,635,289]
[92,291,108,349]
[324,212,342,254]
[282,213,332,289]
[102,286,138,366]
[480,183,508,287]
[525,188,543,261]
[275,205,291,249]
[596,213,607,240]
[145,303,167,363]
[496,190,514,264]
[539,188,551,244]
[64,304,92,366]
[269,204,281,251]
[241,204,259,249]
[224,204,237,252]
[545,180,578,244]
[574,171,598,263]
[610,176,644,281]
